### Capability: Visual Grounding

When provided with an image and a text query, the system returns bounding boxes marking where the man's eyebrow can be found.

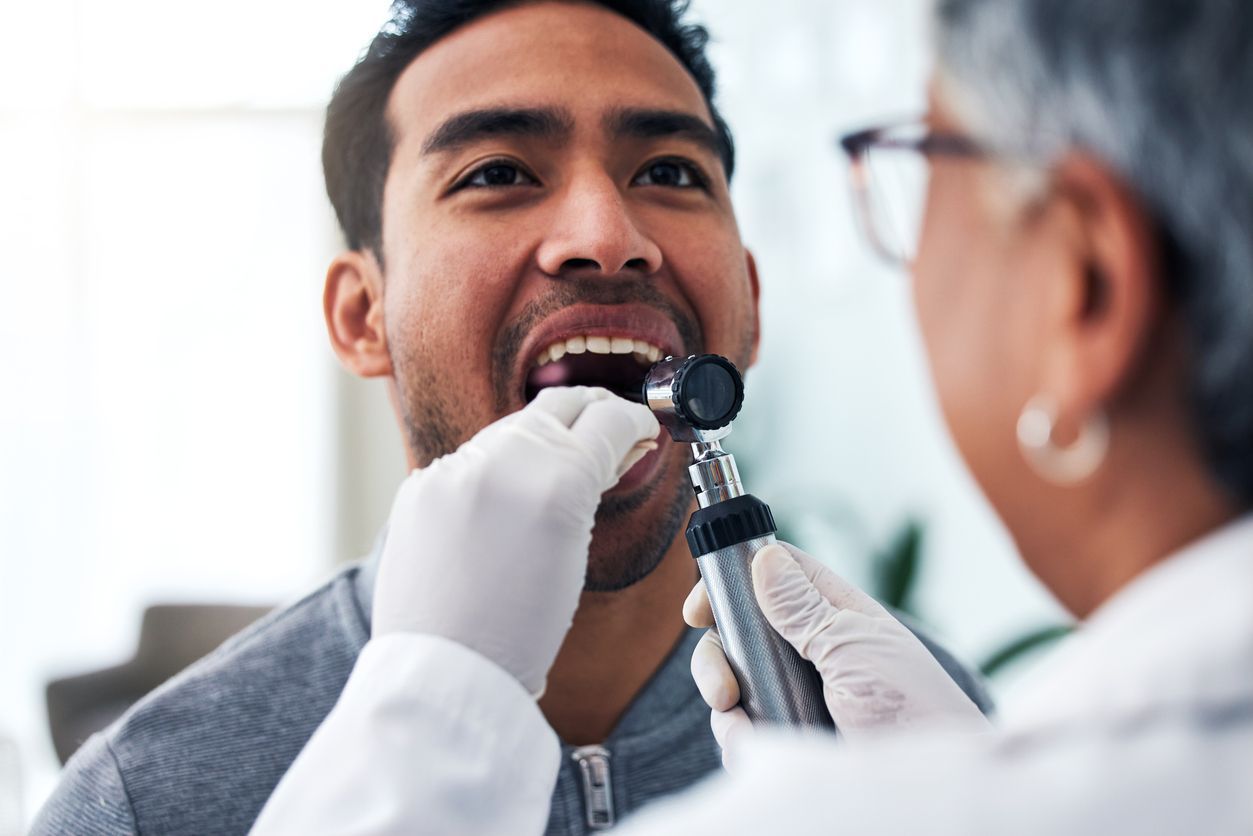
[421,107,574,155]
[605,107,722,157]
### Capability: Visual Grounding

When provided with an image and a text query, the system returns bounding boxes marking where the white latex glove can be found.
[685,541,989,765]
[373,386,659,697]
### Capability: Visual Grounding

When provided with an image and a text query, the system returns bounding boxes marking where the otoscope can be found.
[637,354,832,730]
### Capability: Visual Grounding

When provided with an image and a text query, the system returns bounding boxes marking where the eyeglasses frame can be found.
[838,121,988,266]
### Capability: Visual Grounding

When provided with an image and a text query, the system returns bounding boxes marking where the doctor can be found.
[253,0,1253,832]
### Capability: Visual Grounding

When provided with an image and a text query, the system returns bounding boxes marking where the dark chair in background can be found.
[45,603,272,765]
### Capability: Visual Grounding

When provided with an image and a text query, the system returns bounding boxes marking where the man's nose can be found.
[536,174,663,276]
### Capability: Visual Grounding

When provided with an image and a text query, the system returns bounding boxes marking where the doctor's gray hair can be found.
[934,0,1253,506]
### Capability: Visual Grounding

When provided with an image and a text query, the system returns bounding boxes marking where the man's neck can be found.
[539,530,698,745]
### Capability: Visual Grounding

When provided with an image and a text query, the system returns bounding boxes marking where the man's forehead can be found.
[385,1,713,149]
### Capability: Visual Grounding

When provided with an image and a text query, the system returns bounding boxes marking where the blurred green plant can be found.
[872,519,923,614]
[978,624,1073,677]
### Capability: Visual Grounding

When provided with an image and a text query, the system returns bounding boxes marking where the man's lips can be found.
[611,426,670,494]
[512,303,687,405]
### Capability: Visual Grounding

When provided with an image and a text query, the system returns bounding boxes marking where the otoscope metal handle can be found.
[696,534,832,729]
[643,353,831,729]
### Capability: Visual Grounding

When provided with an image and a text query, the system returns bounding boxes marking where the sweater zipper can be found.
[571,744,615,830]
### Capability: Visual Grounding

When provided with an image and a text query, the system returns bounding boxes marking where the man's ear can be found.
[1037,154,1164,418]
[324,249,393,378]
[745,247,762,368]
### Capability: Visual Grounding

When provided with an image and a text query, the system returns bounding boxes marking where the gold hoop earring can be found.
[1016,395,1109,485]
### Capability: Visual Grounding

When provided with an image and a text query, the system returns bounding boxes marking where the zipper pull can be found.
[571,744,615,830]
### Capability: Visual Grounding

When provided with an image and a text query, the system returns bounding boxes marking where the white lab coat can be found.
[251,516,1253,835]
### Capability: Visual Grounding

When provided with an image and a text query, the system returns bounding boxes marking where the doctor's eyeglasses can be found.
[838,120,987,268]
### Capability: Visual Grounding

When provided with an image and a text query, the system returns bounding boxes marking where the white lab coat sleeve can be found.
[250,632,560,836]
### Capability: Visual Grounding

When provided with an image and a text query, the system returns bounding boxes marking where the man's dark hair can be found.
[323,0,735,257]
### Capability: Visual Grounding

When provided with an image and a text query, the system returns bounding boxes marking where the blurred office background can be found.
[0,0,1066,828]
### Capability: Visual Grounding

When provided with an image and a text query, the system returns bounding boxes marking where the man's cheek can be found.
[705,290,755,354]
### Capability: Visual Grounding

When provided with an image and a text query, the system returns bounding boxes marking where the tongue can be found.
[525,353,648,403]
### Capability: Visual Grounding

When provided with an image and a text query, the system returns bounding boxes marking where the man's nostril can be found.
[557,257,651,275]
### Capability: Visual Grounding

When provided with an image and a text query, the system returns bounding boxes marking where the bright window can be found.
[0,1,397,823]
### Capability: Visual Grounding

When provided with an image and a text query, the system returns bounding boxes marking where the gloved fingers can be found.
[682,580,714,628]
[709,706,752,773]
[750,544,841,661]
[776,541,891,618]
[568,394,661,482]
[690,627,739,711]
[523,385,607,427]
[507,387,659,485]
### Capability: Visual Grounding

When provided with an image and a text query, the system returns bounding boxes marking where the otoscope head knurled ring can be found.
[642,353,745,444]
[667,354,745,430]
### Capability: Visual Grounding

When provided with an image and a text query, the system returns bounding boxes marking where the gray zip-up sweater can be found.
[33,551,990,835]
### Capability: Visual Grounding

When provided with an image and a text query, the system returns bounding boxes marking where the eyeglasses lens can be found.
[863,145,930,265]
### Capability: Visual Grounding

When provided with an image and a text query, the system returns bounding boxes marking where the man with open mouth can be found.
[34,2,990,834]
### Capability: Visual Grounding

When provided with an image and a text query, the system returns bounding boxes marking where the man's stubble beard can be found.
[390,341,694,592]
[387,276,753,592]
[583,456,695,591]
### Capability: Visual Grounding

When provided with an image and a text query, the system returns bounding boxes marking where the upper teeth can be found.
[535,335,664,367]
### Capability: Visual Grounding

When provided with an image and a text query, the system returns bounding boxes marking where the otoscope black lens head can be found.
[642,353,745,437]
[675,355,744,429]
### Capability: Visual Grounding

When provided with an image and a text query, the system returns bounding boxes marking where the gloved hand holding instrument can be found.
[685,541,990,765]
[640,353,987,758]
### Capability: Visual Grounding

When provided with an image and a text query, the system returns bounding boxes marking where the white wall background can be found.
[0,0,1065,829]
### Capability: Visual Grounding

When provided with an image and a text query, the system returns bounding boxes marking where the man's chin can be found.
[584,445,693,592]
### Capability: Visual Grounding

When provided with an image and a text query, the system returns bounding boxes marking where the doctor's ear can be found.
[1036,154,1165,415]
[324,249,393,378]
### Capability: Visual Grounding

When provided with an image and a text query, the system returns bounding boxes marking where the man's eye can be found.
[632,159,706,189]
[460,161,538,189]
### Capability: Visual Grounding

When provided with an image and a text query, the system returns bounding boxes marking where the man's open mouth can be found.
[524,335,666,403]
